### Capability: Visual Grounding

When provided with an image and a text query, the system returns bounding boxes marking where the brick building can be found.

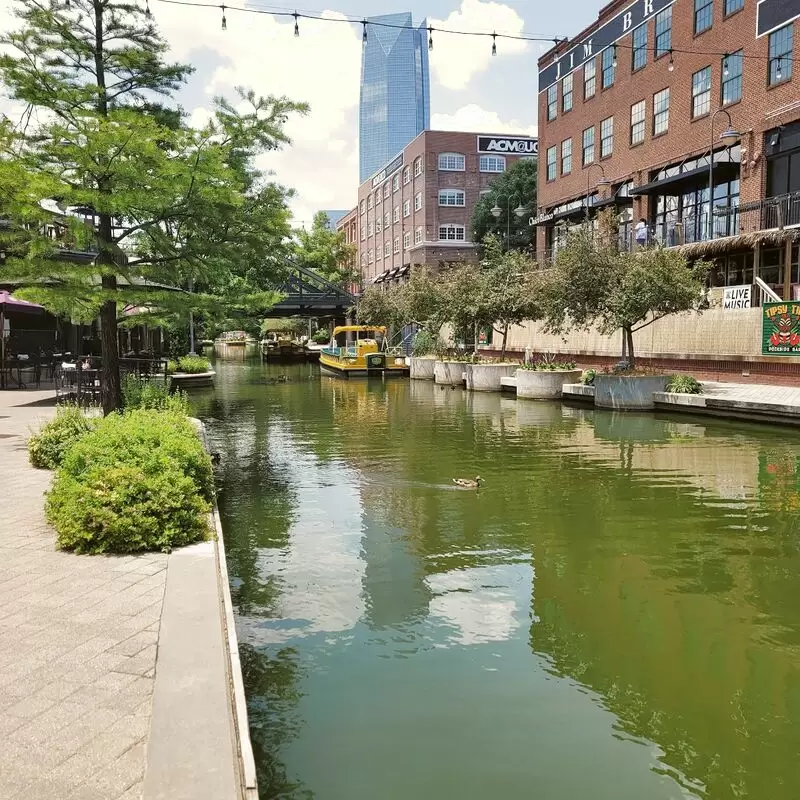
[535,0,799,299]
[351,130,538,287]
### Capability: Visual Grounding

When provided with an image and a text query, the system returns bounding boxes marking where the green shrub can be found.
[176,356,211,374]
[166,359,178,375]
[46,409,213,554]
[581,369,597,385]
[666,374,703,394]
[28,406,97,470]
[122,375,188,414]
[518,360,577,371]
[311,328,330,344]
[411,329,440,357]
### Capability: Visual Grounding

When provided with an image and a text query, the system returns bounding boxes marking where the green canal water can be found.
[191,355,800,800]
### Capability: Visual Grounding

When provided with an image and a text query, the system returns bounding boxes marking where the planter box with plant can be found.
[665,375,703,395]
[465,360,519,392]
[434,359,467,386]
[515,360,582,399]
[594,372,669,410]
[170,355,215,389]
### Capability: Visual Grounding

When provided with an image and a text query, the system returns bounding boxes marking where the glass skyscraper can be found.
[359,13,430,183]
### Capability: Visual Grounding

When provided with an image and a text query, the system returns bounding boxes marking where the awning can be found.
[0,291,45,314]
[372,270,389,284]
[630,161,741,196]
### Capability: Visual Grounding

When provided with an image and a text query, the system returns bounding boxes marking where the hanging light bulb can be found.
[428,26,433,51]
[293,11,299,37]
[220,4,227,30]
[145,0,151,17]
[491,32,497,56]
[612,44,617,68]
[776,58,782,80]
[65,0,70,8]
[668,49,674,72]
[723,54,729,76]
[362,19,368,43]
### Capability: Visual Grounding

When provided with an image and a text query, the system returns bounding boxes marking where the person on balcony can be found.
[635,218,648,248]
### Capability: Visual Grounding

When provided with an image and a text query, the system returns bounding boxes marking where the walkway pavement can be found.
[699,381,800,406]
[0,391,167,800]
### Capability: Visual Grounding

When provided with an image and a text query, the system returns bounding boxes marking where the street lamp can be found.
[708,108,741,241]
[491,195,528,247]
[585,164,611,224]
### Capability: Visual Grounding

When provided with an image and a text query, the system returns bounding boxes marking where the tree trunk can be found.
[621,328,627,362]
[100,284,121,415]
[501,323,509,361]
[626,327,635,370]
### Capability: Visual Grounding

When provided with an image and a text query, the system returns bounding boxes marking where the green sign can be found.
[762,301,800,356]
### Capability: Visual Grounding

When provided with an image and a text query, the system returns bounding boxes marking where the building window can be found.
[393,206,399,223]
[360,225,365,241]
[359,200,365,214]
[632,24,647,71]
[562,74,573,112]
[414,192,422,211]
[769,24,794,85]
[384,241,391,257]
[724,0,744,15]
[393,174,400,191]
[367,194,373,210]
[692,67,712,118]
[600,117,613,157]
[546,146,557,181]
[375,217,382,233]
[414,157,423,177]
[547,84,557,120]
[393,237,400,254]
[368,248,373,264]
[561,138,572,175]
[630,100,646,145]
[479,155,506,173]
[383,183,391,199]
[601,47,615,89]
[403,199,410,217]
[655,6,672,57]
[694,0,713,35]
[376,245,382,260]
[403,231,411,250]
[439,225,465,241]
[439,189,465,206]
[582,126,595,165]
[721,51,744,105]
[384,211,390,228]
[653,88,670,135]
[403,166,410,185]
[438,152,465,171]
[367,220,373,236]
[414,227,423,245]
[584,58,596,99]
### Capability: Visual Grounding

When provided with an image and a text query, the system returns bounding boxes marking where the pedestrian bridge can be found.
[263,265,356,318]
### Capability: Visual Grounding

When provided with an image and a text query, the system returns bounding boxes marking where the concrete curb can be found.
[194,419,259,800]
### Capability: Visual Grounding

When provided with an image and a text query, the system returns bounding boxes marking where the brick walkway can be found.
[0,392,166,800]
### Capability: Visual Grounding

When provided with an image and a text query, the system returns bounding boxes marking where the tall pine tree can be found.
[0,0,306,412]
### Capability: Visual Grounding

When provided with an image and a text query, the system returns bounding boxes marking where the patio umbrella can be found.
[0,291,45,388]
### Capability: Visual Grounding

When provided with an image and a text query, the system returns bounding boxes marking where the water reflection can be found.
[193,359,800,800]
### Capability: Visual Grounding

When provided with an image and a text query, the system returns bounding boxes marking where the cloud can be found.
[429,0,527,91]
[432,103,537,136]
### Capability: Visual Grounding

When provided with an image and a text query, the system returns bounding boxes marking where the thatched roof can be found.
[676,228,800,259]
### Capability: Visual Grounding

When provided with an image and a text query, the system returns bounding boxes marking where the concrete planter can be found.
[594,374,669,410]
[410,357,436,381]
[464,363,518,392]
[515,368,583,399]
[170,371,216,390]
[434,360,465,386]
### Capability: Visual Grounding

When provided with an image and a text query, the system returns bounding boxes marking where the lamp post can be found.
[585,164,611,224]
[490,195,528,248]
[708,109,741,241]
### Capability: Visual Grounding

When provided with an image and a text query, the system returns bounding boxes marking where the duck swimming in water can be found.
[453,476,483,489]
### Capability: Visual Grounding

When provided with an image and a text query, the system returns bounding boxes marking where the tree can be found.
[294,211,357,288]
[0,0,306,413]
[471,158,537,252]
[540,229,712,368]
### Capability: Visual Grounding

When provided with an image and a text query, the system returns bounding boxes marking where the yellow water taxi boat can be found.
[319,326,409,377]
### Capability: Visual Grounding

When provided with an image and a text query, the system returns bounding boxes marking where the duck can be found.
[453,476,483,489]
[210,452,221,465]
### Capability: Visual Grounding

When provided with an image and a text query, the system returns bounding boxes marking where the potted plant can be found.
[514,356,582,399]
[170,355,215,389]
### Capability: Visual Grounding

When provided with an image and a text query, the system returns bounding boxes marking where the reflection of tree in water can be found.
[240,644,314,800]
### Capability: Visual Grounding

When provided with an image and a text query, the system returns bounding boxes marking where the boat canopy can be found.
[331,325,386,335]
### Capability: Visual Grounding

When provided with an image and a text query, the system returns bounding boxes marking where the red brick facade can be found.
[353,130,537,286]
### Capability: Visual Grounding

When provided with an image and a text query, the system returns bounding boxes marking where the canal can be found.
[192,355,800,800]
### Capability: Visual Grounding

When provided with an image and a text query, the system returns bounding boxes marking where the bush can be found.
[666,375,703,394]
[122,375,188,414]
[411,329,440,357]
[311,328,330,344]
[176,355,211,374]
[28,406,97,470]
[518,360,577,371]
[581,369,597,386]
[46,409,213,554]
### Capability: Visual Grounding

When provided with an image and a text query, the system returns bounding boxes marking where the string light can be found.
[723,53,729,76]
[293,11,299,36]
[491,31,497,56]
[428,25,433,51]
[362,18,367,43]
[145,0,151,16]
[612,44,617,68]
[668,48,674,72]
[776,58,782,80]
[220,3,226,29]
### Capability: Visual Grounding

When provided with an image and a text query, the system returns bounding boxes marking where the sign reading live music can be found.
[538,0,676,92]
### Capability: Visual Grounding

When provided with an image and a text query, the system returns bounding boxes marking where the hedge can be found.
[28,405,97,470]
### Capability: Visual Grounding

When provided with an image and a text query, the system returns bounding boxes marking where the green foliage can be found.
[294,212,357,287]
[122,375,188,414]
[540,229,712,366]
[176,356,211,374]
[260,318,306,335]
[471,159,537,251]
[46,409,213,554]
[518,360,577,371]
[28,406,97,470]
[581,369,597,385]
[311,328,330,344]
[411,329,441,356]
[666,375,703,394]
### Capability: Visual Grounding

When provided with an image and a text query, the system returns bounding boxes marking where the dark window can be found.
[721,51,743,105]
[632,24,648,71]
[582,127,595,165]
[546,146,557,181]
[724,0,744,15]
[584,58,596,99]
[655,7,672,57]
[601,47,616,89]
[692,67,712,118]
[562,74,573,112]
[769,24,794,85]
[694,0,713,34]
[547,84,557,120]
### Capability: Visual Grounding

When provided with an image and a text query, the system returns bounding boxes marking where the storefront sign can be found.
[529,212,555,226]
[538,0,675,92]
[723,285,751,309]
[762,301,800,355]
[477,136,538,156]
[371,153,404,188]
